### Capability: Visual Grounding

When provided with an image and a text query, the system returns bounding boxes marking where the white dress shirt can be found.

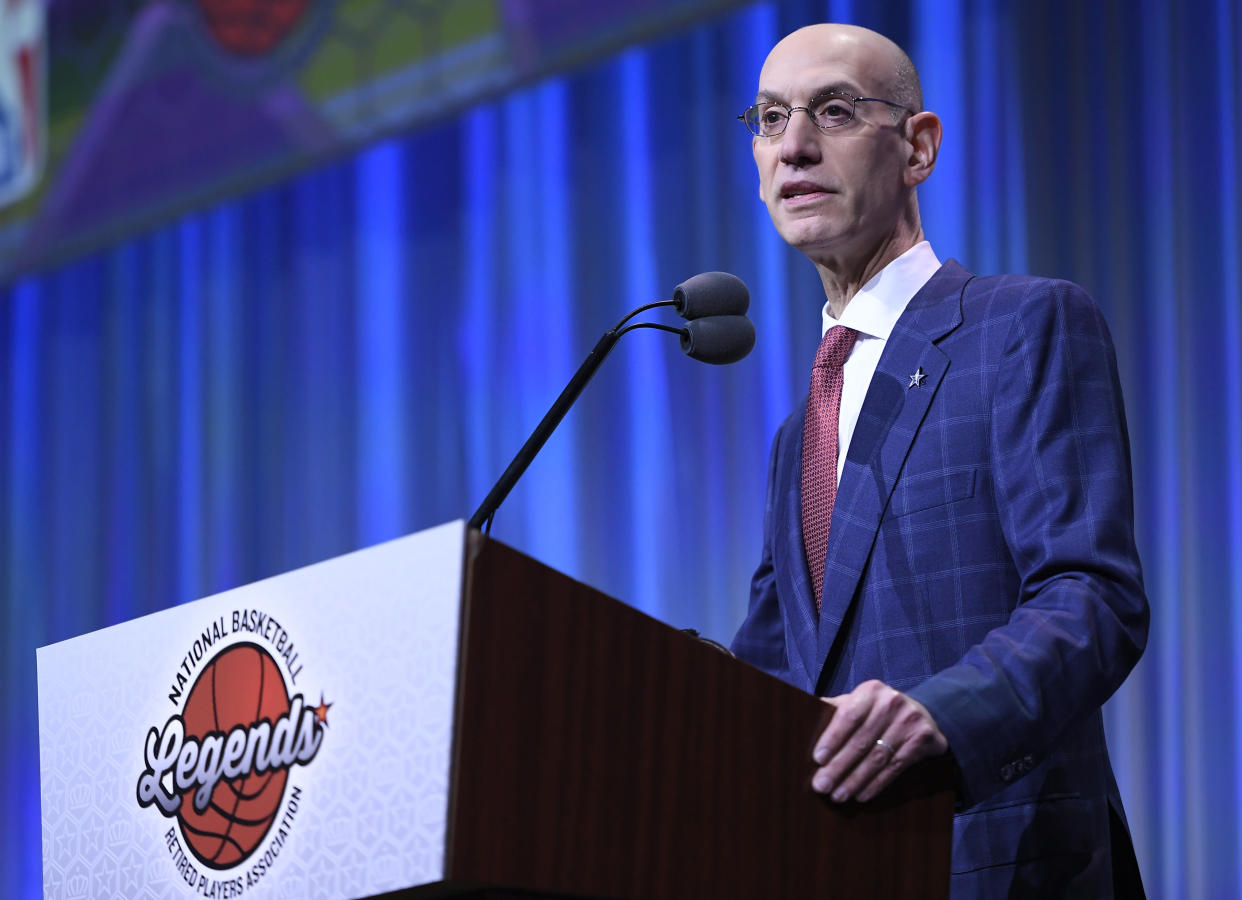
[821,241,942,482]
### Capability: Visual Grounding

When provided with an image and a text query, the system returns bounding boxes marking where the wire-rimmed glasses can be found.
[738,91,913,137]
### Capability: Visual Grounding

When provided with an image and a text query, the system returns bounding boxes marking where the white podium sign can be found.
[37,520,467,899]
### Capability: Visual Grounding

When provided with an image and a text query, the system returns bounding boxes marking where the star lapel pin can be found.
[908,367,926,389]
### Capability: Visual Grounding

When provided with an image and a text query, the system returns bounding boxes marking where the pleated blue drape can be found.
[4,0,1241,896]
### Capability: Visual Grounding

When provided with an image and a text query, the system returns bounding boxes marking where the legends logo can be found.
[136,610,331,895]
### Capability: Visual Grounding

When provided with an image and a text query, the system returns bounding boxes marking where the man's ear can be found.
[904,111,942,187]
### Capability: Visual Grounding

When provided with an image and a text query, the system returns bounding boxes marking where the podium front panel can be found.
[37,520,467,899]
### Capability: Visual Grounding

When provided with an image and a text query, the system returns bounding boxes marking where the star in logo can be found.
[312,692,333,727]
[908,367,926,389]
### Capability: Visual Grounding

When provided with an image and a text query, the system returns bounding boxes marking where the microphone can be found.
[680,315,755,364]
[467,274,754,531]
[672,272,749,319]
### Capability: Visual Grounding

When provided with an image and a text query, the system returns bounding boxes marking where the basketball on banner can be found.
[0,0,45,208]
[136,611,332,893]
[195,0,314,56]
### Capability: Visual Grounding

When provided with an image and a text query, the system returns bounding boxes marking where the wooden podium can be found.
[421,530,952,900]
[37,523,951,899]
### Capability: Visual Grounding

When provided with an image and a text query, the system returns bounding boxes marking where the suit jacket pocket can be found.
[889,467,977,517]
[951,793,1094,876]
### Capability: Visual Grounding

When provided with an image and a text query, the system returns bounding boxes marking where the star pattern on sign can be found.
[313,692,333,727]
[908,367,926,389]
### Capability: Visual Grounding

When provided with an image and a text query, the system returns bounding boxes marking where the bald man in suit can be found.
[731,24,1148,898]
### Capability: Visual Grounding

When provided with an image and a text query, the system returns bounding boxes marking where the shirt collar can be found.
[821,241,942,339]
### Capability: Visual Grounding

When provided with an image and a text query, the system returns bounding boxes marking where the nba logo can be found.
[0,0,45,209]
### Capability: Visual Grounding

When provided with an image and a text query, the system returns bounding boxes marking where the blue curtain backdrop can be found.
[3,0,1240,896]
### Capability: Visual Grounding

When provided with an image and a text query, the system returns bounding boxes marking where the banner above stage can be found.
[0,0,748,284]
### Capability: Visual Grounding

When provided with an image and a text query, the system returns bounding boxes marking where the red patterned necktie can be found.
[801,325,857,612]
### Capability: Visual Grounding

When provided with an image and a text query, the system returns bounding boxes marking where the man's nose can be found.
[778,109,823,167]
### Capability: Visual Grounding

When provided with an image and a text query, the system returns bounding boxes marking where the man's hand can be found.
[811,679,948,803]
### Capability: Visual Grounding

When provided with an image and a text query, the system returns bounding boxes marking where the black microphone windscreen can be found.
[679,315,755,365]
[672,272,750,319]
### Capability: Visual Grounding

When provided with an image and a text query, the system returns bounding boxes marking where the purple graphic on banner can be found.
[21,3,333,263]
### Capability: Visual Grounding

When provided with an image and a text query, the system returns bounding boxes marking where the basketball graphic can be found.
[177,642,290,868]
[135,612,327,882]
[194,0,313,57]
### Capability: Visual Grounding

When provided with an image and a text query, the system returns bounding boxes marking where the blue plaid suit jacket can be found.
[732,261,1149,897]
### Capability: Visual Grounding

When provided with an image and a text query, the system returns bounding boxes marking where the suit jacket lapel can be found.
[812,260,974,689]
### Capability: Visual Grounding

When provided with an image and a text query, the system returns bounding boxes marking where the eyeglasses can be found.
[738,91,913,137]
